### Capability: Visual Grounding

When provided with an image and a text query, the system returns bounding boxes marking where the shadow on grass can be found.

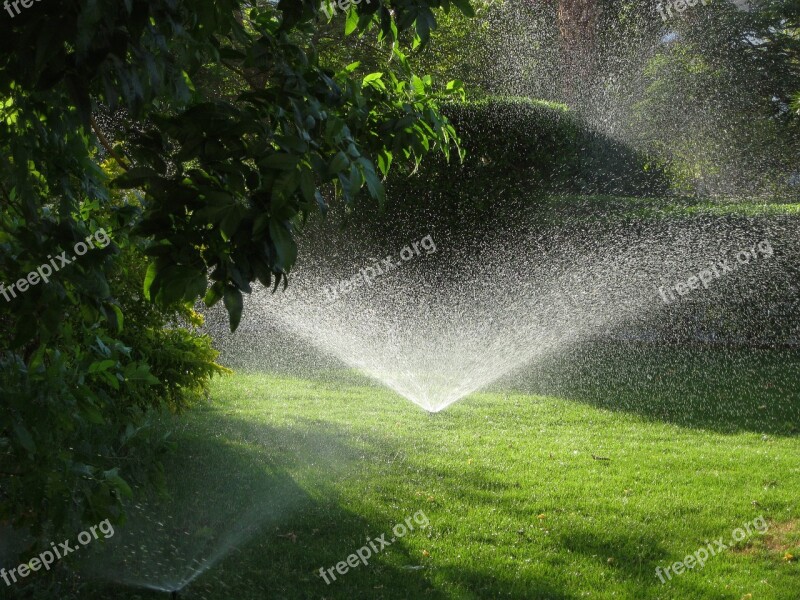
[433,564,579,600]
[167,412,589,600]
[499,341,800,436]
[67,413,448,600]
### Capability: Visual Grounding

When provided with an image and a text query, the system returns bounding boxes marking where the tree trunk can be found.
[555,0,602,103]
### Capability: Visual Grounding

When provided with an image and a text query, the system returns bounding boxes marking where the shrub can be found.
[0,179,227,556]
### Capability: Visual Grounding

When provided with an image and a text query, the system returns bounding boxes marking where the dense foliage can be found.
[0,0,468,552]
[631,0,800,195]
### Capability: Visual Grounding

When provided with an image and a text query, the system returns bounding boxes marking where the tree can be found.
[630,0,800,194]
[0,0,469,550]
[555,0,602,97]
[519,0,602,102]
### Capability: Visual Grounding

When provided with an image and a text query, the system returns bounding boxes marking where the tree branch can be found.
[91,115,130,171]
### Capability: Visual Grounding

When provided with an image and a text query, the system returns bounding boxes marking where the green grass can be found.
[538,194,800,222]
[76,345,800,600]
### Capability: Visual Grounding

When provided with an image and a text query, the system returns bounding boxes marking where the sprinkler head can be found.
[171,591,179,599]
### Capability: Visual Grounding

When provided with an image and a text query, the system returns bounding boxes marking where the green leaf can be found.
[220,205,245,240]
[111,304,124,333]
[81,402,105,425]
[155,266,207,305]
[360,159,386,207]
[362,72,384,87]
[104,469,134,499]
[347,163,362,198]
[377,149,393,177]
[143,261,159,301]
[328,151,350,175]
[12,422,35,454]
[124,363,160,385]
[113,166,159,188]
[262,153,300,171]
[223,286,244,332]
[452,0,475,17]
[315,190,328,215]
[325,118,346,144]
[269,219,298,272]
[345,7,359,35]
[89,359,117,374]
[411,75,426,96]
[276,135,309,153]
[300,168,316,204]
[204,281,225,307]
[101,304,123,334]
[100,370,121,390]
[252,258,273,288]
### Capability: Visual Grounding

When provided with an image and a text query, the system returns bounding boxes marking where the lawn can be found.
[77,344,800,600]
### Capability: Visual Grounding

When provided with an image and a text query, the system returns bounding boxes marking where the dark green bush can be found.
[339,97,669,247]
[386,97,670,209]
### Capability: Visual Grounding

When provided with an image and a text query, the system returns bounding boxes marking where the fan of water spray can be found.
[76,423,321,596]
[208,213,791,412]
